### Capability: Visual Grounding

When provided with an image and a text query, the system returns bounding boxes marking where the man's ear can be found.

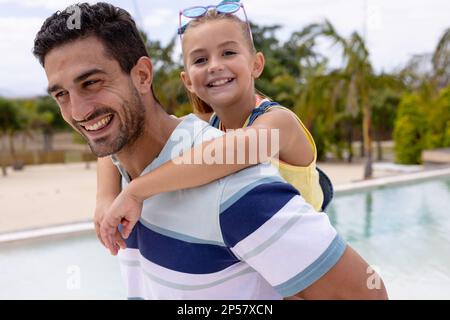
[131,57,153,94]
[180,70,194,93]
[252,52,265,79]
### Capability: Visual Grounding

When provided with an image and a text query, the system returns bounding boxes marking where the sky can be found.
[0,0,448,98]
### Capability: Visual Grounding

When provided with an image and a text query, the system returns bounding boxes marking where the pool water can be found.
[1,178,449,299]
[328,178,450,299]
[0,233,125,299]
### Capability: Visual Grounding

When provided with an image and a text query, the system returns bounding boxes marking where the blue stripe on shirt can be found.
[220,181,299,248]
[124,221,240,274]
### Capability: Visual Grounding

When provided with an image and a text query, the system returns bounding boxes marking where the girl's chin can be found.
[207,98,236,109]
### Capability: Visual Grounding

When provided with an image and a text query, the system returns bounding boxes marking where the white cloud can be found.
[0,0,87,10]
[244,0,449,71]
[0,16,48,97]
[143,8,175,28]
[0,0,449,97]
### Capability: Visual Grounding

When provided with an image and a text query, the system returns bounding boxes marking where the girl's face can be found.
[181,19,264,110]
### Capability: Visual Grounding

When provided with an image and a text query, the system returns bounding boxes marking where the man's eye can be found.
[55,91,67,98]
[193,57,207,65]
[84,80,99,87]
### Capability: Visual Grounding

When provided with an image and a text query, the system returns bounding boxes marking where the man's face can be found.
[45,37,146,157]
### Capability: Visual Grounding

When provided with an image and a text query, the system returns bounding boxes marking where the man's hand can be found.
[99,187,144,256]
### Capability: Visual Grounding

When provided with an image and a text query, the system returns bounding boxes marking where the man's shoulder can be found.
[175,113,223,146]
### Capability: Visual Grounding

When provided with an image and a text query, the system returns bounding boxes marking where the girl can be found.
[97,2,332,253]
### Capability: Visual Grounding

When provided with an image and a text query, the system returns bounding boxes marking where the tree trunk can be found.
[347,124,353,163]
[8,132,16,160]
[360,139,365,158]
[22,133,27,152]
[9,132,24,171]
[0,134,6,176]
[362,99,373,179]
[376,130,383,161]
[0,134,5,153]
[43,131,53,152]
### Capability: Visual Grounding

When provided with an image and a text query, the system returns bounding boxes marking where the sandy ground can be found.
[0,161,399,234]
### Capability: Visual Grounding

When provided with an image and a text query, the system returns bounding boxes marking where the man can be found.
[34,3,387,300]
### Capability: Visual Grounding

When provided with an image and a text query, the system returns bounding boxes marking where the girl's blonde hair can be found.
[182,10,262,115]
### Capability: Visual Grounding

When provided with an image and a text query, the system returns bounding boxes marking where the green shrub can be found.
[393,94,426,164]
[425,87,450,149]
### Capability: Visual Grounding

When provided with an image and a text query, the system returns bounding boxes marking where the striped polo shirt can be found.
[111,114,346,300]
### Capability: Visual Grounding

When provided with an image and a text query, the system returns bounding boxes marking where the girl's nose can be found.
[208,59,224,73]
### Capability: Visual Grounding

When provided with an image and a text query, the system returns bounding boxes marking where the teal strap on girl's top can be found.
[209,100,280,129]
[209,113,221,129]
[246,101,280,127]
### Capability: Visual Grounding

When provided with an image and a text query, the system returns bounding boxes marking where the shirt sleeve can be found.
[218,164,347,297]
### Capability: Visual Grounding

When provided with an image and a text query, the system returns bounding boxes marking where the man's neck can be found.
[115,102,181,180]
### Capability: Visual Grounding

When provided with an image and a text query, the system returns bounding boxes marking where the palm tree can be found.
[370,74,404,161]
[400,27,449,93]
[432,27,450,89]
[324,23,374,178]
[294,20,375,177]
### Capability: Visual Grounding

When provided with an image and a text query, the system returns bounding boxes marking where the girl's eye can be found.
[223,50,237,56]
[193,57,207,65]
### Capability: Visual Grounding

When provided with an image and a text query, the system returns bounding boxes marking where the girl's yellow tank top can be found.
[211,96,324,211]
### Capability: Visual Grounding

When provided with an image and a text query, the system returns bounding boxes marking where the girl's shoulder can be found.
[253,105,300,129]
[256,105,316,167]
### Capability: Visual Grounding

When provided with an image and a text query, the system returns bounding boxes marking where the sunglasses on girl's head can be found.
[177,1,253,42]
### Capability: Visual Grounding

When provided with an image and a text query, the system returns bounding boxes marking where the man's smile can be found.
[80,114,114,131]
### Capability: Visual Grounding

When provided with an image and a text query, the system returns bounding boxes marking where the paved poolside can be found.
[0,161,411,234]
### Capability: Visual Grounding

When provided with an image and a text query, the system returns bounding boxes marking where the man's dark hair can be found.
[33,2,148,74]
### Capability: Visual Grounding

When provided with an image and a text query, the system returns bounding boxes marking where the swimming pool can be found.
[1,177,449,299]
[329,177,450,299]
[0,233,125,299]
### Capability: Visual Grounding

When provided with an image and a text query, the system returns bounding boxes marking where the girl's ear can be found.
[180,70,194,93]
[252,52,265,79]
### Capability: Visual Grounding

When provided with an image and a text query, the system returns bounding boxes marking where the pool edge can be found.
[335,166,450,196]
[0,221,94,244]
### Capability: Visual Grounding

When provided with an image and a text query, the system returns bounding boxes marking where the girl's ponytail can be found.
[186,90,213,114]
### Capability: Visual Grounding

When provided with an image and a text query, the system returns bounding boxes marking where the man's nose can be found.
[69,91,94,122]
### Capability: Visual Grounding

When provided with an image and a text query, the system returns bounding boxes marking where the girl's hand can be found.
[99,187,144,256]
[94,198,114,248]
